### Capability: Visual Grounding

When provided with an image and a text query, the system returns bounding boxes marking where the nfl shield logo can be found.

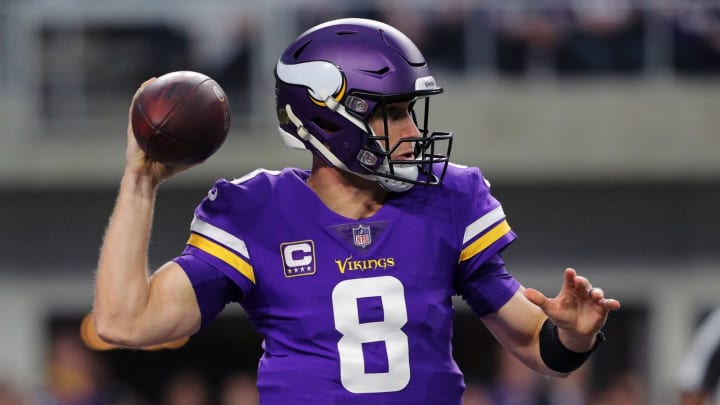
[352,224,372,248]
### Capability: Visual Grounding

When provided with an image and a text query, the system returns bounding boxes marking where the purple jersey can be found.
[174,164,518,404]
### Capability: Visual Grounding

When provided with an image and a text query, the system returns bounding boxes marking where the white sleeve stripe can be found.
[462,205,506,244]
[676,309,720,389]
[190,216,250,259]
[231,168,282,185]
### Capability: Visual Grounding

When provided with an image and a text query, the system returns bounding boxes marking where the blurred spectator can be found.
[218,372,257,405]
[484,347,548,404]
[492,3,573,76]
[37,327,146,405]
[209,18,257,115]
[39,23,191,119]
[545,361,591,405]
[0,378,27,405]
[562,0,645,76]
[473,343,595,405]
[423,7,468,72]
[370,1,427,51]
[588,371,646,405]
[670,4,720,75]
[461,381,491,405]
[64,24,190,95]
[41,327,108,405]
[478,344,644,405]
[160,370,209,405]
[676,308,720,405]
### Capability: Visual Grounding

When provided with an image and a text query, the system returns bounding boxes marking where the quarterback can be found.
[93,18,620,404]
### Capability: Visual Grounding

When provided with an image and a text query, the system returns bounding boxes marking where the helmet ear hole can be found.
[312,118,341,134]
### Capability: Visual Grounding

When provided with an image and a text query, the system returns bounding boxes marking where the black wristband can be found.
[539,318,605,373]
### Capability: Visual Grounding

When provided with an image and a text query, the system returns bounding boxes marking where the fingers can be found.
[588,287,621,310]
[564,268,596,298]
[563,267,578,288]
[136,77,156,98]
[564,268,600,300]
[567,268,590,291]
[603,298,621,310]
[530,268,622,316]
[126,77,157,157]
[128,77,157,117]
[568,269,622,311]
[127,77,158,145]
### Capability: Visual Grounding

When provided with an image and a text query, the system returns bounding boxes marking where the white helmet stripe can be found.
[283,104,377,182]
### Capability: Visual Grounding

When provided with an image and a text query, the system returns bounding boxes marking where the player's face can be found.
[368,101,419,160]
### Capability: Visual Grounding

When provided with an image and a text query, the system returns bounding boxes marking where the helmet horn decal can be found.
[276,60,346,106]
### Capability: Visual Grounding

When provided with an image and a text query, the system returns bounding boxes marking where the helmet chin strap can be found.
[284,104,374,183]
[284,103,417,192]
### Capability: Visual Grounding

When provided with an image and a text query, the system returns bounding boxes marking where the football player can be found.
[94,18,620,404]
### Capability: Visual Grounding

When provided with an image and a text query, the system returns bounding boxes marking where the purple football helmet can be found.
[275,18,452,192]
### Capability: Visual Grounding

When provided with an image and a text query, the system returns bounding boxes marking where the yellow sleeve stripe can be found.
[187,233,256,284]
[459,220,511,263]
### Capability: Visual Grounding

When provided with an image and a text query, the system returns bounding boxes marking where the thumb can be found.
[524,287,549,310]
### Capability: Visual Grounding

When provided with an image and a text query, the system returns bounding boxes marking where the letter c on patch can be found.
[283,243,313,267]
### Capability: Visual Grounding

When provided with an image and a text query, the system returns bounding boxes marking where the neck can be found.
[306,160,387,220]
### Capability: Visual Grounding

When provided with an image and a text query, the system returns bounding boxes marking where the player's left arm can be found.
[481,268,621,377]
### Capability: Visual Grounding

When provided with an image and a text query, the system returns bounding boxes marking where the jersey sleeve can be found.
[453,166,519,316]
[455,253,519,317]
[174,254,242,328]
[173,173,270,326]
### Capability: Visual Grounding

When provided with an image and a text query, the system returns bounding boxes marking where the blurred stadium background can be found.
[1,0,719,403]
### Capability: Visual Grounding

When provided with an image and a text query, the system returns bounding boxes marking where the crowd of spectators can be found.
[0,324,260,405]
[18,1,720,122]
[416,1,720,77]
[294,1,720,78]
[0,321,647,405]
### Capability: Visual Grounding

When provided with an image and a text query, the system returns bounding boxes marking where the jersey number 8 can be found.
[332,276,411,393]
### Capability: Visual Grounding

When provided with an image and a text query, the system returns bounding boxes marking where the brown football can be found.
[131,71,231,165]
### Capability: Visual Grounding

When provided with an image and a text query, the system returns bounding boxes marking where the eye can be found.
[386,104,409,120]
[369,102,413,123]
